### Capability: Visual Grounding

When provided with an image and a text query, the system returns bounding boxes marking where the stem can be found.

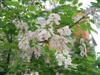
[69,13,89,28]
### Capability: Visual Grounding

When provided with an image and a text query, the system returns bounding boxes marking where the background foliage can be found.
[0,0,100,75]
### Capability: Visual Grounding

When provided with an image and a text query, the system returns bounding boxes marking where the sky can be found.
[78,0,97,9]
[44,0,97,10]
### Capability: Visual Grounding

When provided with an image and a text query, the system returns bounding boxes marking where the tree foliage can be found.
[0,0,99,75]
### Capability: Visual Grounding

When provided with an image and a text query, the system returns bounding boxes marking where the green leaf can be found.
[78,3,83,6]
[3,23,17,35]
[28,6,35,11]
[80,23,88,31]
[72,0,78,4]
[59,0,66,4]
[5,1,20,7]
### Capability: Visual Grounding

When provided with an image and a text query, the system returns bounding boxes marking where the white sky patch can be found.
[45,1,54,11]
[44,0,59,11]
[91,23,100,57]
[78,0,97,9]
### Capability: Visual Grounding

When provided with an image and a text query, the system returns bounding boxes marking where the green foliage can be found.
[52,5,78,27]
[0,0,99,75]
[59,0,67,4]
[91,0,100,8]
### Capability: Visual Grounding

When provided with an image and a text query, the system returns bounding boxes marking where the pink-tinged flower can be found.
[57,26,72,36]
[36,17,47,28]
[47,13,61,25]
[55,52,66,66]
[35,29,51,42]
[18,36,30,50]
[32,46,41,59]
[49,35,68,51]
[18,31,36,50]
[64,57,72,69]
[82,31,89,40]
[13,20,29,31]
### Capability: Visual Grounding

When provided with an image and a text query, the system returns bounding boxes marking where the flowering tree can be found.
[0,0,99,75]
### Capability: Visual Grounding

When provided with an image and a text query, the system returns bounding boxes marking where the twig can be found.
[69,8,96,28]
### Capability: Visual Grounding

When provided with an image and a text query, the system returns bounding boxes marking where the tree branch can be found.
[69,8,97,28]
[69,14,88,28]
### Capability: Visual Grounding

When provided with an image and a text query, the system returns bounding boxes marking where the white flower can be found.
[25,31,36,40]
[57,26,71,36]
[57,28,64,36]
[18,31,24,41]
[48,27,54,35]
[79,45,87,57]
[36,17,47,28]
[55,51,72,68]
[55,52,65,66]
[56,72,59,75]
[47,13,61,25]
[35,29,51,42]
[13,20,29,31]
[62,49,70,56]
[49,35,68,51]
[80,38,87,57]
[32,46,41,59]
[63,26,72,36]
[30,72,34,75]
[64,57,72,69]
[56,72,63,75]
[34,71,39,75]
[18,31,36,50]
[18,36,30,50]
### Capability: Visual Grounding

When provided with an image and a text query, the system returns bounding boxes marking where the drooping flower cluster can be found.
[13,20,29,31]
[14,13,88,70]
[36,17,47,28]
[49,34,68,51]
[47,13,61,25]
[79,38,87,57]
[57,26,72,36]
[35,29,51,42]
[55,50,72,69]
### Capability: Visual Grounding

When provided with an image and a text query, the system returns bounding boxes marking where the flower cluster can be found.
[36,14,73,68]
[55,50,72,69]
[13,20,29,31]
[79,38,87,57]
[47,13,61,25]
[36,17,47,28]
[49,34,68,51]
[36,13,61,29]
[15,13,88,70]
[57,26,72,36]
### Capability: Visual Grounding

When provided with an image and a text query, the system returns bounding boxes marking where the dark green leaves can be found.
[52,5,78,26]
[59,0,66,4]
[5,0,20,7]
[3,23,17,35]
[72,0,78,4]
